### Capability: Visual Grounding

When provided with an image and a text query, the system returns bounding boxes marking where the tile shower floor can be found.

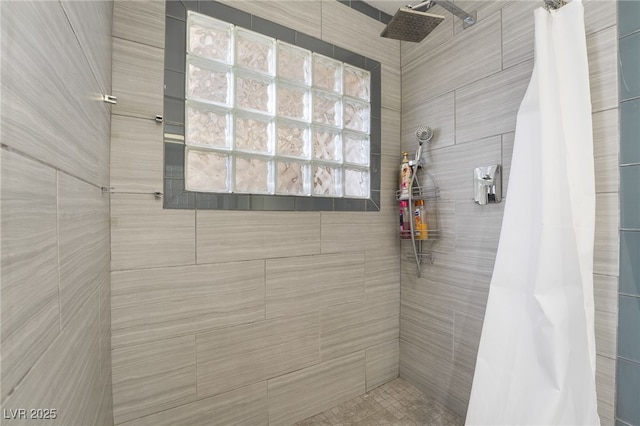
[294,378,464,426]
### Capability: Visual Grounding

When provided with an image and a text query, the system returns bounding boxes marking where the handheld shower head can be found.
[416,126,433,145]
[412,126,433,167]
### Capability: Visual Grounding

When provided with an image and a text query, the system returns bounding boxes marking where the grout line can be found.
[619,28,640,41]
[0,145,106,191]
[619,293,640,299]
[620,95,640,103]
[617,356,640,365]
[500,9,504,71]
[3,285,102,404]
[194,334,198,399]
[111,34,165,52]
[58,0,108,101]
[56,171,63,333]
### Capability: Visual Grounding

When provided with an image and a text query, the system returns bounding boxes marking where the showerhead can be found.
[415,126,433,145]
[380,7,445,43]
[412,125,433,167]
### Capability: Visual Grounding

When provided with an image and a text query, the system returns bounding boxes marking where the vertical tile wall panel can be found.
[112,37,164,120]
[594,192,620,277]
[196,313,319,398]
[501,1,542,69]
[60,0,113,94]
[402,253,493,321]
[99,268,112,379]
[119,382,268,426]
[365,247,401,299]
[196,211,321,264]
[112,335,196,424]
[366,340,400,391]
[267,352,366,426]
[110,194,195,270]
[381,107,401,157]
[2,295,102,426]
[320,208,401,253]
[382,64,401,112]
[455,60,533,144]
[454,201,505,261]
[594,274,619,359]
[399,340,467,415]
[400,294,454,362]
[320,297,399,361]
[596,354,616,426]
[402,12,502,107]
[401,92,455,154]
[1,1,106,186]
[266,252,364,319]
[588,26,619,113]
[110,115,164,193]
[583,0,617,35]
[593,108,620,194]
[1,150,60,401]
[58,173,110,327]
[113,0,166,48]
[111,262,265,348]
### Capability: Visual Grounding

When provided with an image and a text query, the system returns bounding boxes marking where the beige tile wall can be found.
[0,1,113,424]
[399,1,619,424]
[109,0,401,423]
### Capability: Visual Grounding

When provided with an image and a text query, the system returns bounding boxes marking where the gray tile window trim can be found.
[163,0,381,212]
[164,142,185,179]
[198,1,251,28]
[251,16,296,44]
[370,154,381,191]
[618,295,640,363]
[165,17,186,73]
[338,0,393,24]
[165,124,184,137]
[617,358,640,425]
[166,0,187,20]
[164,96,185,126]
[164,69,185,99]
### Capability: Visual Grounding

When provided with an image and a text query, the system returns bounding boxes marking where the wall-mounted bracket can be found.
[101,94,117,104]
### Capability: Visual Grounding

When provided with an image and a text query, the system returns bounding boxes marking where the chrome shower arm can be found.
[410,0,476,27]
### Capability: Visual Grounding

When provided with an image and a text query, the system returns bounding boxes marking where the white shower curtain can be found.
[466,1,599,424]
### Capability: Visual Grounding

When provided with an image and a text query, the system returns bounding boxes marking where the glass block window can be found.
[184,11,371,198]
